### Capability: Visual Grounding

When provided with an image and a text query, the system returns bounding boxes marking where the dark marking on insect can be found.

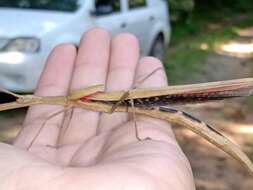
[159,107,178,113]
[102,90,242,108]
[182,111,202,123]
[206,124,225,137]
[180,111,225,137]
[158,106,225,137]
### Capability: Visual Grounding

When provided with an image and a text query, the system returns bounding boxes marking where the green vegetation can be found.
[165,0,253,84]
[168,0,194,22]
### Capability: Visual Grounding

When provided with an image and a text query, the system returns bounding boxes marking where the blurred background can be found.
[0,0,253,189]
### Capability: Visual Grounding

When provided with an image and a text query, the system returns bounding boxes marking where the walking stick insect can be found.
[1,78,253,175]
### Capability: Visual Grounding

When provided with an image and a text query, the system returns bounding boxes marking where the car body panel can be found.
[0,0,171,92]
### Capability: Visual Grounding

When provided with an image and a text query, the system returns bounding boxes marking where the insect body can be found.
[1,78,253,175]
[87,78,253,107]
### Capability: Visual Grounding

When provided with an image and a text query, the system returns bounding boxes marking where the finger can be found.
[133,57,176,138]
[14,44,77,149]
[98,33,140,133]
[59,28,111,145]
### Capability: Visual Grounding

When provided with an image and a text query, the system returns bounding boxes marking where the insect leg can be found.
[129,98,142,141]
[56,107,74,147]
[134,67,163,88]
[110,91,129,113]
[27,106,71,150]
[0,88,23,98]
[109,91,150,141]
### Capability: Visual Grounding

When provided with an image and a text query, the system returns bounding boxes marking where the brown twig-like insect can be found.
[1,78,253,175]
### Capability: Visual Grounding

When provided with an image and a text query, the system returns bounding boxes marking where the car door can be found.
[125,0,153,55]
[92,0,127,36]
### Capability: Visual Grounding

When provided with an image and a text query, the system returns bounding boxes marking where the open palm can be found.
[0,28,195,190]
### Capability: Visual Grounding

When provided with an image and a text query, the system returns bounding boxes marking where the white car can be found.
[0,0,171,92]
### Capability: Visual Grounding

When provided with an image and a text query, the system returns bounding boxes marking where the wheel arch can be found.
[146,24,170,56]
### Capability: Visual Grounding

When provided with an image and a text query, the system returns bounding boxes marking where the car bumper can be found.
[0,52,46,92]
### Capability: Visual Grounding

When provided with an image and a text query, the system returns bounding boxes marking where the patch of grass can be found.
[164,9,253,84]
[245,96,253,109]
[164,46,208,84]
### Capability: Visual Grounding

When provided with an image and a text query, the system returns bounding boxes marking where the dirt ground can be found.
[174,100,253,190]
[0,27,253,189]
[173,25,253,189]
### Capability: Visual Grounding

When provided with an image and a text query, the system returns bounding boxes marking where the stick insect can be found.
[1,78,253,175]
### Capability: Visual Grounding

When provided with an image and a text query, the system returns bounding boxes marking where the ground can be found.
[1,25,253,190]
[174,99,253,190]
[169,24,253,189]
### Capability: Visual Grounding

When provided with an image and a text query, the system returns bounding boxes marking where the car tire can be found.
[150,35,166,61]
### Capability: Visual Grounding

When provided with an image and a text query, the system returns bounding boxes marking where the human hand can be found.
[0,28,195,190]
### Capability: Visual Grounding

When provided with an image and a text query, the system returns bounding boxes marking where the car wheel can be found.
[150,35,166,61]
